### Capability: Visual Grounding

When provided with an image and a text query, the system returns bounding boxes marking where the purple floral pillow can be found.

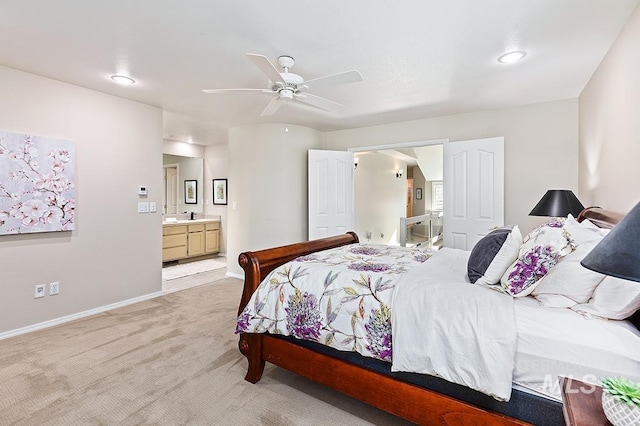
[500,218,576,297]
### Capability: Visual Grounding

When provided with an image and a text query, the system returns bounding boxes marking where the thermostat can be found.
[138,186,148,196]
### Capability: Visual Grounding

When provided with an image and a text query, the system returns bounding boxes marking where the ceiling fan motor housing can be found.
[272,72,304,92]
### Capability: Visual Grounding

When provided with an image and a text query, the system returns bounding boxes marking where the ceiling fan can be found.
[203,54,363,116]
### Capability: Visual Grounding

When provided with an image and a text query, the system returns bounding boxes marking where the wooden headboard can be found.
[577,206,640,329]
[576,206,625,229]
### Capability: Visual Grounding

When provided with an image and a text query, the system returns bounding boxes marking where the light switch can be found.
[149,202,157,213]
[138,202,150,213]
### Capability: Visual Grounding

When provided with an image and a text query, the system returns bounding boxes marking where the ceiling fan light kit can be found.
[203,53,363,117]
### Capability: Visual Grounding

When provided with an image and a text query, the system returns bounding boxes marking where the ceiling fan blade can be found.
[304,70,363,90]
[202,88,273,94]
[246,53,285,86]
[260,96,283,116]
[295,93,345,113]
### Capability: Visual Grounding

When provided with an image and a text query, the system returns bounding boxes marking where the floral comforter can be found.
[236,244,517,401]
[236,244,432,361]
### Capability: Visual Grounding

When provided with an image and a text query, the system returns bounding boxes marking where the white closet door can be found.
[443,137,504,250]
[308,150,354,241]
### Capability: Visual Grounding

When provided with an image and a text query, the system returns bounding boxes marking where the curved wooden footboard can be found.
[237,232,359,383]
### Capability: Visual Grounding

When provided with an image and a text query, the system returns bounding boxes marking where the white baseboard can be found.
[226,271,244,280]
[0,291,163,341]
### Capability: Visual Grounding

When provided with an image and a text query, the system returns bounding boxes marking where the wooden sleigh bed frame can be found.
[237,207,625,425]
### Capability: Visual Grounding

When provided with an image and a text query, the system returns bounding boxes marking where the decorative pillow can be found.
[467,225,522,285]
[501,218,576,297]
[564,214,610,243]
[531,238,605,307]
[571,276,640,320]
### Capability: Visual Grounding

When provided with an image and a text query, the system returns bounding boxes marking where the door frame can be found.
[163,163,179,215]
[347,138,449,154]
[347,139,449,245]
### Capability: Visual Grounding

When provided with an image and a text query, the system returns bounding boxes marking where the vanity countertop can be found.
[163,218,220,225]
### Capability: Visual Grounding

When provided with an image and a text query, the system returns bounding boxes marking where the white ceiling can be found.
[1,1,637,146]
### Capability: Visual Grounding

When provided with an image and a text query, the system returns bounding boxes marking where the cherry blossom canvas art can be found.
[0,131,75,235]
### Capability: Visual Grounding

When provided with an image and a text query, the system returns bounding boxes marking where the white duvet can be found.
[391,248,517,401]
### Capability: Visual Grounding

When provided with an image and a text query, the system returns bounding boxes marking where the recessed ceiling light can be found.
[110,75,135,85]
[497,51,527,64]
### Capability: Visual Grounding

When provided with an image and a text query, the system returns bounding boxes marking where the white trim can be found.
[348,138,448,153]
[226,271,244,280]
[0,291,163,341]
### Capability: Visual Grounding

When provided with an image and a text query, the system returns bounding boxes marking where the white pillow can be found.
[579,217,613,237]
[564,214,606,246]
[571,276,640,320]
[532,239,605,307]
[473,226,522,285]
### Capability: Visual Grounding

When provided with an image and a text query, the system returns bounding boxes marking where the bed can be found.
[236,207,640,425]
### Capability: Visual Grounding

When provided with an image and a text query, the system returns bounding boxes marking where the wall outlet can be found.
[35,284,46,298]
[50,282,60,296]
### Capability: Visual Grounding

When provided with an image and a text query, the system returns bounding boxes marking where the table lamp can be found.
[529,189,585,218]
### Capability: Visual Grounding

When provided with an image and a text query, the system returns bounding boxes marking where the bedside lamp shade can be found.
[581,201,640,282]
[529,190,585,217]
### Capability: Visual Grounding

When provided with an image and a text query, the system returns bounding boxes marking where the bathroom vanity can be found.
[162,219,220,262]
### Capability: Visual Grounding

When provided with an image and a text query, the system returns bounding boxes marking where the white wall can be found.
[226,123,323,276]
[414,145,443,182]
[163,139,205,158]
[0,66,163,334]
[579,5,640,212]
[325,99,579,232]
[354,152,407,245]
[204,143,228,254]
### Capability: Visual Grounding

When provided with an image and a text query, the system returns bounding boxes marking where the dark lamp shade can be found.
[581,201,640,282]
[529,190,585,218]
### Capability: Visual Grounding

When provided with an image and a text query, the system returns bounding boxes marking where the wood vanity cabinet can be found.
[162,225,188,262]
[205,222,220,254]
[162,220,220,262]
[187,223,205,256]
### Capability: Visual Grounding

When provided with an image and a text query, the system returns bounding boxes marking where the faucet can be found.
[190,212,196,220]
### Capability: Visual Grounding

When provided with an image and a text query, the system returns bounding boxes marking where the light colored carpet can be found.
[0,277,411,425]
[162,257,227,281]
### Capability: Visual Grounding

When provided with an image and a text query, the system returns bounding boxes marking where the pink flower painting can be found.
[0,131,75,235]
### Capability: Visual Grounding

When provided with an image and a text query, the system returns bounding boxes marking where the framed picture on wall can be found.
[213,178,228,205]
[416,187,423,200]
[185,180,197,204]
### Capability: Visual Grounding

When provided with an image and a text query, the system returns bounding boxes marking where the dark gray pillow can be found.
[467,226,515,284]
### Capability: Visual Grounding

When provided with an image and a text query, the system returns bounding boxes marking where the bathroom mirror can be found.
[162,154,204,215]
